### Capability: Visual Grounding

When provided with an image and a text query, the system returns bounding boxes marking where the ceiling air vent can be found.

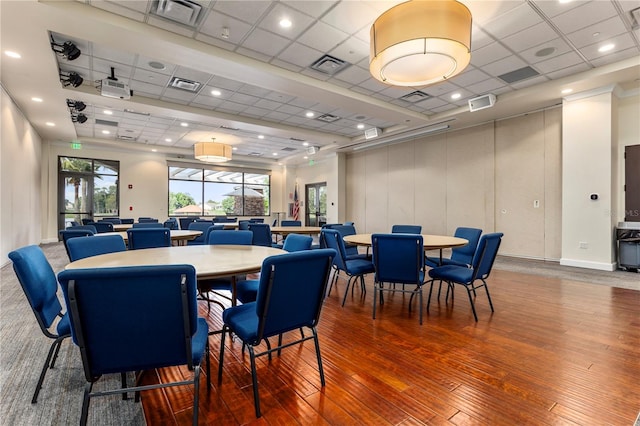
[155,0,203,27]
[117,135,138,141]
[289,137,305,142]
[95,119,118,127]
[310,54,350,75]
[400,91,431,103]
[281,147,296,152]
[248,152,263,157]
[316,113,340,123]
[630,7,640,30]
[498,66,539,84]
[168,77,202,93]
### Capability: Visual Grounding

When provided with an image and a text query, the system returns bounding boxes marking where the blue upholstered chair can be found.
[249,218,264,223]
[126,228,171,249]
[8,245,71,403]
[427,233,504,321]
[163,218,179,230]
[120,218,134,225]
[69,225,98,234]
[137,217,158,223]
[81,218,93,225]
[99,218,121,224]
[179,217,197,230]
[280,220,301,226]
[57,265,210,426]
[322,229,375,306]
[187,221,215,245]
[218,249,336,418]
[60,229,95,260]
[371,233,426,324]
[132,222,164,228]
[391,224,422,234]
[91,221,114,233]
[425,227,482,268]
[68,220,80,227]
[66,235,127,261]
[235,233,313,304]
[238,220,250,230]
[329,224,368,260]
[207,230,253,245]
[247,223,274,247]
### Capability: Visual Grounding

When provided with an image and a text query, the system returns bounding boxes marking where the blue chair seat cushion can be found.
[56,313,71,336]
[425,256,470,269]
[191,317,209,366]
[428,265,473,284]
[235,279,259,304]
[222,303,259,343]
[344,258,375,275]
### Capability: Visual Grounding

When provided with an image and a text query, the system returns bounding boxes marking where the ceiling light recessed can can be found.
[180,122,188,127]
[102,130,110,134]
[165,138,172,142]
[451,92,461,99]
[303,142,309,146]
[258,135,265,139]
[45,122,55,126]
[31,97,43,102]
[148,61,166,70]
[151,149,158,152]
[232,147,238,151]
[357,123,365,129]
[305,111,314,118]
[103,110,113,115]
[280,18,292,28]
[272,152,278,156]
[561,88,573,94]
[211,89,221,96]
[5,51,21,59]
[598,43,615,52]
[535,47,556,57]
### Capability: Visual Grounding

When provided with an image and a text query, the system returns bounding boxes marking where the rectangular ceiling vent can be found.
[630,7,640,30]
[124,109,150,116]
[155,0,203,27]
[248,152,263,157]
[117,135,138,141]
[289,137,305,142]
[168,77,202,93]
[310,54,350,75]
[316,113,340,123]
[95,119,118,127]
[220,125,240,131]
[498,66,539,84]
[400,91,431,103]
[281,147,296,152]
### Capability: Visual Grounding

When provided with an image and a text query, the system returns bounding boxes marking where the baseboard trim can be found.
[559,258,616,271]
[41,238,58,244]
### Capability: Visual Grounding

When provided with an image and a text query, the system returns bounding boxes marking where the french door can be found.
[305,182,327,227]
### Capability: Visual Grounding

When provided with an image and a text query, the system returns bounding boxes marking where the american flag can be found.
[292,185,300,221]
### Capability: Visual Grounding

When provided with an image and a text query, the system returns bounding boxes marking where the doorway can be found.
[625,144,640,222]
[305,182,327,227]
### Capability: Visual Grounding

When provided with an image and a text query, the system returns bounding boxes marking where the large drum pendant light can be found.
[370,0,472,87]
[194,138,232,163]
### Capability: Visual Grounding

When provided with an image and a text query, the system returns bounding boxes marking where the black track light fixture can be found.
[60,71,84,88]
[72,113,88,124]
[50,39,81,61]
[66,99,86,111]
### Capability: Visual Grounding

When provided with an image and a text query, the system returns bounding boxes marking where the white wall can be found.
[1,86,43,264]
[291,154,340,225]
[617,92,640,221]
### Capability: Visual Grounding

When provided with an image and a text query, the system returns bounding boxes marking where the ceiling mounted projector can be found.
[100,67,132,100]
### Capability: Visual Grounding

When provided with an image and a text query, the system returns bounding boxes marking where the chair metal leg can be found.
[341,276,355,306]
[418,287,423,325]
[372,281,379,319]
[427,280,435,313]
[248,346,261,418]
[32,335,67,403]
[121,372,128,400]
[80,382,92,426]
[312,328,326,387]
[192,366,200,426]
[482,279,495,312]
[218,327,227,383]
[465,285,479,322]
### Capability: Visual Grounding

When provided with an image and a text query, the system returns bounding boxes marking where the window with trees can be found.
[168,164,270,217]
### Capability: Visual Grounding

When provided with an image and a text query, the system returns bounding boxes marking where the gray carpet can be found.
[0,243,145,425]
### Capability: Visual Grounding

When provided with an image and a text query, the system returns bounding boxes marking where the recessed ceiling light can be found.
[279,18,292,28]
[102,130,110,135]
[258,135,264,139]
[302,142,309,146]
[148,61,166,70]
[535,47,556,57]
[305,111,314,118]
[180,122,188,127]
[165,138,172,142]
[272,152,278,156]
[103,110,113,115]
[303,156,308,159]
[151,149,158,152]
[45,122,55,127]
[558,0,572,3]
[5,51,21,58]
[31,97,43,102]
[211,89,221,96]
[357,123,365,129]
[451,92,461,100]
[232,147,238,151]
[598,43,615,52]
[592,32,600,37]
[561,88,573,94]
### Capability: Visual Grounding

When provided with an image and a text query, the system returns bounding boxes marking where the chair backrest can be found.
[282,233,312,252]
[320,229,349,270]
[207,230,253,245]
[249,218,264,223]
[100,218,122,224]
[57,264,199,379]
[68,220,80,227]
[126,228,171,249]
[372,233,424,284]
[81,218,93,225]
[187,221,215,244]
[132,222,164,228]
[213,216,236,223]
[67,224,97,234]
[248,223,273,247]
[470,233,504,281]
[451,227,483,265]
[138,218,159,223]
[67,235,127,261]
[391,224,422,234]
[120,218,135,225]
[344,221,354,226]
[60,230,95,260]
[329,224,358,256]
[8,245,63,333]
[179,217,198,230]
[253,249,336,343]
[238,220,250,230]
[163,218,179,230]
[281,220,301,227]
[91,222,114,233]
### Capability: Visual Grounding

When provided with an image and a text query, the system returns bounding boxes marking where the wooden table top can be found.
[271,226,322,235]
[94,229,201,243]
[343,233,468,249]
[65,245,286,279]
[112,224,133,231]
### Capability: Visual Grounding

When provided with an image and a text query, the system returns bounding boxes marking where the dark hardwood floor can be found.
[140,269,640,425]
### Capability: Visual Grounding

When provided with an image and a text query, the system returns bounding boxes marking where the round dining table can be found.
[270,226,322,236]
[93,229,202,245]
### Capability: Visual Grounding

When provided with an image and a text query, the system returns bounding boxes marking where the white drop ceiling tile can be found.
[550,1,617,35]
[238,84,272,98]
[76,127,94,137]
[297,21,349,53]
[282,0,336,17]
[207,77,243,92]
[264,91,295,103]
[172,66,213,85]
[465,78,506,95]
[581,33,637,61]
[132,68,171,86]
[481,55,528,78]
[430,104,458,114]
[242,28,290,57]
[129,81,164,96]
[413,96,448,109]
[93,58,133,80]
[566,16,629,49]
[332,64,370,85]
[242,107,271,118]
[590,47,640,67]
[212,1,272,26]
[215,101,247,113]
[270,59,304,73]
[199,11,253,43]
[145,122,170,130]
[378,85,413,99]
[501,21,557,53]
[278,42,323,68]
[530,0,584,18]
[146,16,196,37]
[329,78,354,89]
[299,68,332,81]
[470,27,495,51]
[134,55,176,75]
[161,95,192,105]
[482,3,542,39]
[463,1,524,26]
[105,0,149,14]
[236,47,272,63]
[449,68,491,87]
[56,51,92,69]
[90,0,145,21]
[519,38,573,64]
[228,92,260,106]
[148,116,176,125]
[470,42,512,67]
[328,36,369,65]
[258,3,315,39]
[355,78,389,93]
[254,99,284,110]
[191,95,224,108]
[92,45,136,67]
[321,1,378,34]
[194,33,236,52]
[534,51,584,74]
[510,75,548,90]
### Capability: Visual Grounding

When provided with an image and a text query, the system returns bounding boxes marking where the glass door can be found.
[59,173,93,229]
[305,182,327,227]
